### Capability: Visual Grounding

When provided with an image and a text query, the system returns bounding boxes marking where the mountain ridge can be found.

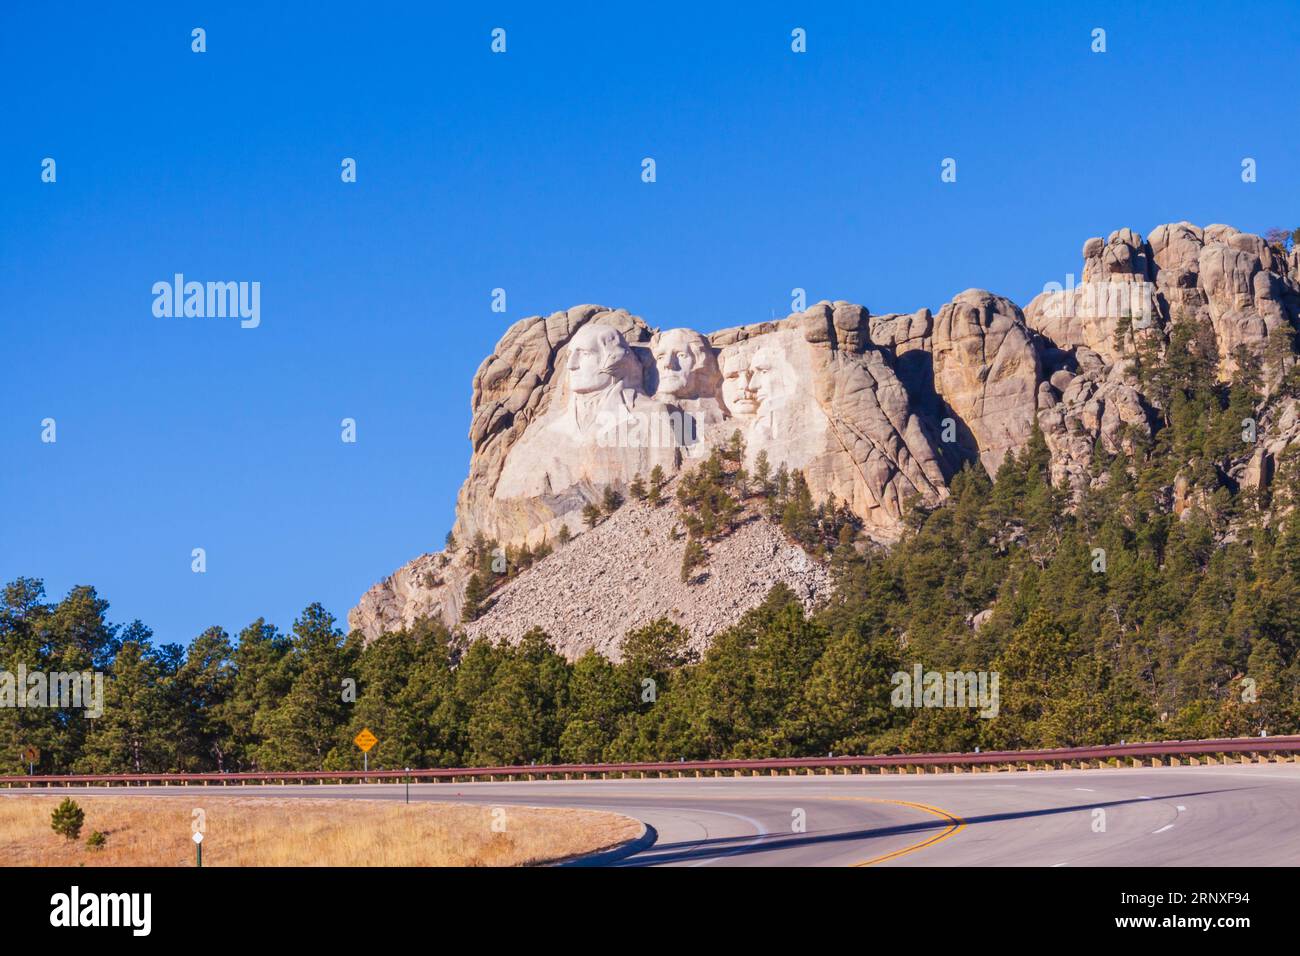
[350,221,1300,648]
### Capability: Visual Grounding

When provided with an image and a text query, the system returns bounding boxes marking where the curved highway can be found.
[22,763,1300,865]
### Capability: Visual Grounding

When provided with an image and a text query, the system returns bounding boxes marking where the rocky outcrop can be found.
[1036,352,1154,492]
[349,223,1300,646]
[929,290,1042,474]
[1027,223,1300,381]
[350,555,474,640]
[709,304,950,540]
[1025,230,1159,368]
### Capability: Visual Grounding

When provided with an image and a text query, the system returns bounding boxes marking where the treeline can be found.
[3,478,1297,776]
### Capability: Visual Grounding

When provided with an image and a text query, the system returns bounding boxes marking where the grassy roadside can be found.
[0,794,641,867]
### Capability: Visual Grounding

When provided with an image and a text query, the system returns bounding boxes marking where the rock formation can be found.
[930,290,1042,474]
[350,223,1300,652]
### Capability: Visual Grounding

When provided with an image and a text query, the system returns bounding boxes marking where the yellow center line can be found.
[829,797,966,866]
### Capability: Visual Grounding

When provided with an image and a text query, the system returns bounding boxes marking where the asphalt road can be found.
[19,763,1300,865]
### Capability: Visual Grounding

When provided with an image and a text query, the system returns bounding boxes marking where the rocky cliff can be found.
[350,223,1300,655]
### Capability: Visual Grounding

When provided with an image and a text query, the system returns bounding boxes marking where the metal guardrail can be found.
[3,736,1299,787]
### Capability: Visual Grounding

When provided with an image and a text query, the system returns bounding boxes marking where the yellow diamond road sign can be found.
[354,728,378,753]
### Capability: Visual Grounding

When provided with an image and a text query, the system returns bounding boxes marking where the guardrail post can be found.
[1149,757,1163,767]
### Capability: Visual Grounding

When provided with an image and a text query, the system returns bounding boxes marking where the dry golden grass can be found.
[0,792,641,867]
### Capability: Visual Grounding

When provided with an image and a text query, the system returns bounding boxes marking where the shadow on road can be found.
[612,787,1251,866]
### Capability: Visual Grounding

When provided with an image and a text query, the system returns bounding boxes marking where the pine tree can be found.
[722,429,746,467]
[466,629,569,765]
[681,540,706,583]
[753,450,772,496]
[560,651,631,762]
[781,469,817,546]
[78,638,178,773]
[50,797,84,841]
[252,604,356,771]
[461,573,488,622]
[171,626,236,771]
[224,619,290,771]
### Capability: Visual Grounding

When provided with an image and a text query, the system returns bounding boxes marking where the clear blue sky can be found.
[2,1,1296,644]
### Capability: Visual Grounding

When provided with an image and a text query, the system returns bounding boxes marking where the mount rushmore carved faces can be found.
[488,319,826,546]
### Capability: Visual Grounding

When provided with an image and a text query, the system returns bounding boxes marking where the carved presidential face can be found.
[749,347,789,409]
[720,350,759,417]
[566,324,639,395]
[652,328,719,400]
[720,342,797,419]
